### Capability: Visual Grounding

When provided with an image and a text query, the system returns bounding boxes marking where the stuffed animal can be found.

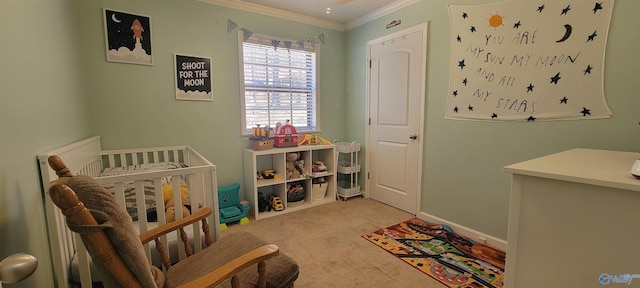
[165,203,190,223]
[294,159,307,177]
[162,184,189,207]
[286,152,301,179]
[162,184,191,222]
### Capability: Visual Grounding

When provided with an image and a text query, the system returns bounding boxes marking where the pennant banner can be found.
[444,1,614,121]
[223,15,327,51]
[271,40,280,51]
[242,28,253,41]
[227,19,237,33]
[318,33,326,44]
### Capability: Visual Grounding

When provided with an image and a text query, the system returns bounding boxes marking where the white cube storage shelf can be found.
[243,145,336,220]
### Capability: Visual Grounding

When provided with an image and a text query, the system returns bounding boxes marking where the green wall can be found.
[0,0,91,287]
[2,0,639,287]
[347,0,640,239]
[74,0,348,187]
[1,0,347,287]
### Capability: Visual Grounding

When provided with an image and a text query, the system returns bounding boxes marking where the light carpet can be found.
[221,198,447,287]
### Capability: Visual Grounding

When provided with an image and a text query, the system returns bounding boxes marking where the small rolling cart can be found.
[335,141,363,200]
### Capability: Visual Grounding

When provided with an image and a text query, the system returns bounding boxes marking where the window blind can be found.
[242,37,317,133]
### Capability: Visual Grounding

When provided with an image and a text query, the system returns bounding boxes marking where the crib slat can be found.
[163,151,169,163]
[75,236,93,287]
[131,152,139,165]
[133,179,151,264]
[119,154,127,168]
[153,178,169,269]
[187,173,205,254]
[107,154,115,168]
[134,180,148,232]
[153,151,160,163]
[170,176,188,261]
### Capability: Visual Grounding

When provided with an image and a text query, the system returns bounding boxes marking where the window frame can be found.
[238,31,321,138]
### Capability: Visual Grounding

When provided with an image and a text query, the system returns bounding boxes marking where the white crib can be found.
[37,136,220,288]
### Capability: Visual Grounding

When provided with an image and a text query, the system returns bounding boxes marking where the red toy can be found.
[274,120,299,148]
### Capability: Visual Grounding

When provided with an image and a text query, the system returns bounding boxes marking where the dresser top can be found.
[504,148,640,191]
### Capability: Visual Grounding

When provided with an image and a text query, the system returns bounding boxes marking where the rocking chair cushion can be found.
[66,175,160,288]
[165,231,299,288]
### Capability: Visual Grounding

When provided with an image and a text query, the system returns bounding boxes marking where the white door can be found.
[367,23,427,214]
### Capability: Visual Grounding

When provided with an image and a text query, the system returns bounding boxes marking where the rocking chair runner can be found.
[46,155,298,288]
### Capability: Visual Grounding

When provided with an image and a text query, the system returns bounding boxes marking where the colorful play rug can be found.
[362,218,505,288]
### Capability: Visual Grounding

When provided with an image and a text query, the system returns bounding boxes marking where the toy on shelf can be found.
[299,134,332,145]
[287,182,306,206]
[250,124,275,151]
[286,152,309,179]
[312,177,329,202]
[274,120,298,148]
[270,195,285,211]
[218,183,250,230]
[312,160,327,174]
[261,169,275,179]
[258,191,271,212]
[312,176,327,185]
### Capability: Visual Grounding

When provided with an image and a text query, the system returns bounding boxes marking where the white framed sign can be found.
[174,54,212,101]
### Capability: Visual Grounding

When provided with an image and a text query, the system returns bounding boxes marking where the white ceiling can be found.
[199,0,419,31]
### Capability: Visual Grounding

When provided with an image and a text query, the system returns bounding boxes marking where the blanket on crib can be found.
[100,162,188,221]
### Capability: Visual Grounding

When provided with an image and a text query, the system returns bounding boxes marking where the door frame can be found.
[365,22,428,215]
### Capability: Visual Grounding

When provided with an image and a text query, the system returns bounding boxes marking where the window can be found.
[239,32,319,136]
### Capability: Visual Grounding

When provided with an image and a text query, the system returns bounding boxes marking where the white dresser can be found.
[504,148,640,287]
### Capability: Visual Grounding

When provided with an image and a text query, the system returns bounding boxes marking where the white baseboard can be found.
[417,212,507,252]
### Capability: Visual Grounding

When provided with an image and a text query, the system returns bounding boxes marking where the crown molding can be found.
[198,0,420,32]
[198,0,346,31]
[346,0,420,31]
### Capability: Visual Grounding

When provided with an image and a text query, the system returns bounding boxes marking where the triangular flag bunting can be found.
[224,17,328,48]
[272,40,280,51]
[318,33,326,44]
[227,19,238,33]
[242,28,253,41]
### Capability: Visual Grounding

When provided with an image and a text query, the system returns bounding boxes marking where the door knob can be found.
[409,133,418,140]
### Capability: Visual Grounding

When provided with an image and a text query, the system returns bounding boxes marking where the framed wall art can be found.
[103,8,153,65]
[174,54,212,101]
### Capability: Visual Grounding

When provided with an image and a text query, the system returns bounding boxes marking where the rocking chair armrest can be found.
[139,208,212,245]
[177,244,280,288]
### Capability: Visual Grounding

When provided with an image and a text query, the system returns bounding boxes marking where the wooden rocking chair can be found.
[46,155,298,288]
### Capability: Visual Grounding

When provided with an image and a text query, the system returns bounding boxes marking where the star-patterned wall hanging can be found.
[443,1,614,121]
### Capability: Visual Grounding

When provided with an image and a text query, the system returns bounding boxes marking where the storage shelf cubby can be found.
[243,145,336,220]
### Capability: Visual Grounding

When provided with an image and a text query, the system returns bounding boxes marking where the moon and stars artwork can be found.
[103,9,153,65]
[444,1,615,121]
